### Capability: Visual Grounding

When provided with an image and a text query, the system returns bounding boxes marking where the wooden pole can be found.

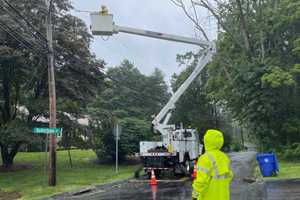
[46,0,57,186]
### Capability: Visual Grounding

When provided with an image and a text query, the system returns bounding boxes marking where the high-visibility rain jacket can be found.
[192,129,233,200]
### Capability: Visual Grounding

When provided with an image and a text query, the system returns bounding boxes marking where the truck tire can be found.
[174,155,192,176]
[184,159,192,175]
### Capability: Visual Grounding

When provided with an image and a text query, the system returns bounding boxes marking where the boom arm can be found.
[90,11,210,48]
[114,26,210,48]
[151,46,215,129]
[90,8,216,136]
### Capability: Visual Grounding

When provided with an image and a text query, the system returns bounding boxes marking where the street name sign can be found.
[33,127,62,136]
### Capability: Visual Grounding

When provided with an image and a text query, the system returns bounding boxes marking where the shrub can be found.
[230,142,243,152]
[280,143,300,161]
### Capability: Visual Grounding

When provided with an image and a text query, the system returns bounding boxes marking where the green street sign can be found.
[33,127,62,136]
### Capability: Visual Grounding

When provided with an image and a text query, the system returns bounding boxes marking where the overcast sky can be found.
[70,0,217,83]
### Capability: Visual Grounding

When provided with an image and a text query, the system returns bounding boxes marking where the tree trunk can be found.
[0,144,20,168]
[236,0,251,52]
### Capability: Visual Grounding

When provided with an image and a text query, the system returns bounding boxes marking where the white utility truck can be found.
[90,7,216,176]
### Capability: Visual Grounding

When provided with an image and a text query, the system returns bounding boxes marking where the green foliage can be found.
[277,143,300,161]
[204,0,300,151]
[230,141,243,152]
[119,117,152,156]
[171,52,233,148]
[261,160,300,180]
[0,119,31,144]
[0,150,138,200]
[172,53,210,130]
[0,0,105,166]
[88,60,169,162]
[261,66,296,88]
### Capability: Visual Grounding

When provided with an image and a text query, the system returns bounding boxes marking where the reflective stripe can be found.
[206,152,219,177]
[197,166,211,174]
[213,174,230,179]
[192,189,199,198]
[206,152,230,180]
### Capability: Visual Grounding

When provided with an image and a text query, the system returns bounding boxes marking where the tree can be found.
[88,60,170,161]
[172,0,300,150]
[0,0,105,167]
[0,46,33,167]
[199,0,300,149]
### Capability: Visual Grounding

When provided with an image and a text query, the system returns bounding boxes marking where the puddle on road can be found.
[86,181,192,200]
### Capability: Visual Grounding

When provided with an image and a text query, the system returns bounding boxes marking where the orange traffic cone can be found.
[192,160,197,180]
[150,169,158,185]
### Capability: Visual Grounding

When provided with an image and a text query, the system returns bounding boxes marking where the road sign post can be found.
[114,123,121,173]
[33,127,62,186]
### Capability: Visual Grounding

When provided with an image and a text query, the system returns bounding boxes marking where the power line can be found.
[0,2,50,98]
[0,3,48,51]
[0,22,32,49]
[0,20,42,54]
[0,19,49,92]
[1,0,48,43]
[0,1,166,104]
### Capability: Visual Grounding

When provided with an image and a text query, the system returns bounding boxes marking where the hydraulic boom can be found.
[90,6,216,176]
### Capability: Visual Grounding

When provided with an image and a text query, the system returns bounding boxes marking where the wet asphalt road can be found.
[62,179,300,200]
[52,152,256,200]
[52,152,300,200]
[85,181,192,200]
[266,179,300,200]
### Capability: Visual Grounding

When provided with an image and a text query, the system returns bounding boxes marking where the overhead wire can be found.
[0,20,42,54]
[0,25,47,94]
[0,3,49,90]
[0,1,166,104]
[1,0,48,44]
[0,3,48,56]
[0,2,225,127]
[0,3,48,52]
[0,22,32,49]
[0,19,49,89]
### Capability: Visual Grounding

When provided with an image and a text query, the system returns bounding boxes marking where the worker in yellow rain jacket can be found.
[192,129,233,200]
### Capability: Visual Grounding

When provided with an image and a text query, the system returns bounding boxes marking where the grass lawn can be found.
[0,150,139,200]
[256,160,300,180]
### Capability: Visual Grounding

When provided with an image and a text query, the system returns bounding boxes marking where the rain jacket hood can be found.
[204,129,224,151]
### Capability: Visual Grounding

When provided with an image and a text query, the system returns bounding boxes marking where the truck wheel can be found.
[173,164,185,177]
[184,159,192,176]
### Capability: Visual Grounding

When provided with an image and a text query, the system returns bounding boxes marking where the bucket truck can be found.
[90,6,216,176]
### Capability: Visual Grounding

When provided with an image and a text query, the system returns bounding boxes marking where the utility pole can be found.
[46,0,57,186]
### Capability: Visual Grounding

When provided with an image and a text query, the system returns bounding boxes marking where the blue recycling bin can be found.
[256,153,279,177]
